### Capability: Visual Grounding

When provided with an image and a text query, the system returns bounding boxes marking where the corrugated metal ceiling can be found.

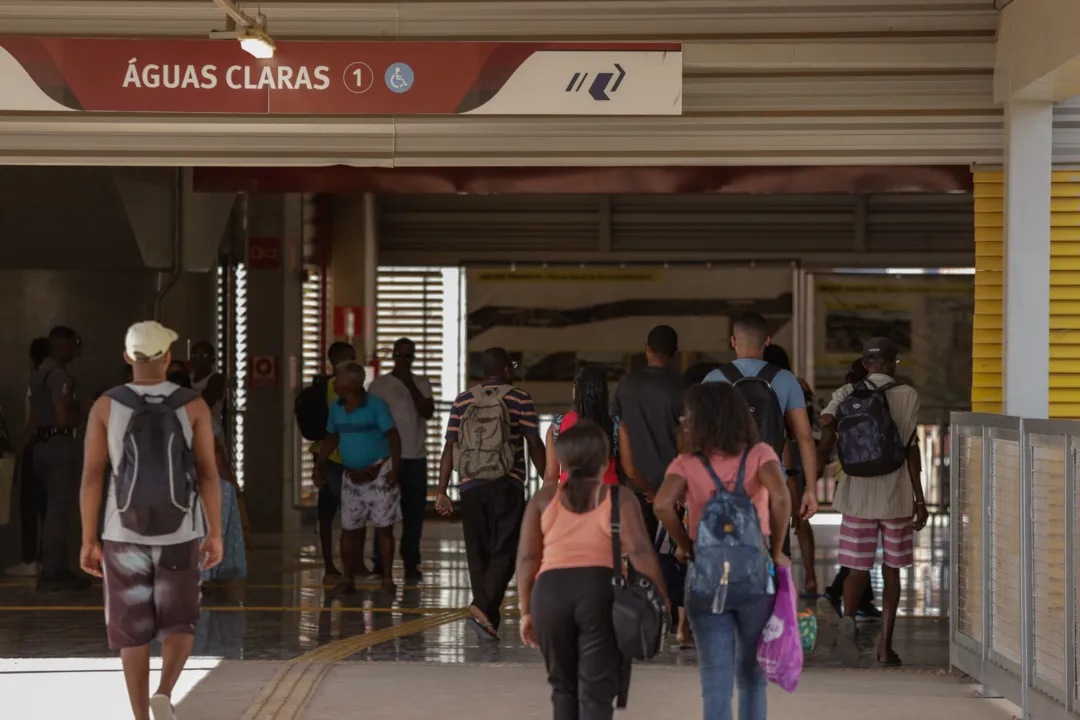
[0,0,1021,166]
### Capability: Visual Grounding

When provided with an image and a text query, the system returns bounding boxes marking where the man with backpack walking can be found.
[78,321,223,720]
[703,312,819,529]
[435,347,546,641]
[816,337,927,667]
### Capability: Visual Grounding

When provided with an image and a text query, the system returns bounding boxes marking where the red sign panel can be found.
[248,355,278,389]
[333,306,363,338]
[247,236,280,270]
[0,37,682,116]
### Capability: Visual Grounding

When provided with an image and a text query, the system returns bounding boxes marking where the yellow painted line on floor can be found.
[293,607,471,664]
[241,660,331,720]
[0,605,458,614]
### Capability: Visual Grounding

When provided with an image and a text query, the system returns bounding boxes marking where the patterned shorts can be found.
[341,460,402,531]
[102,540,201,649]
[837,516,914,571]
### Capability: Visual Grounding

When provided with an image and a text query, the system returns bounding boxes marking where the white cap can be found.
[124,321,178,361]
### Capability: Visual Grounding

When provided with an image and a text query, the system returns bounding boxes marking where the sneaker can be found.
[856,603,883,620]
[404,568,423,584]
[4,562,39,578]
[150,693,177,720]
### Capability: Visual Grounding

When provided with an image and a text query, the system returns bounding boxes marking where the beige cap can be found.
[125,321,178,361]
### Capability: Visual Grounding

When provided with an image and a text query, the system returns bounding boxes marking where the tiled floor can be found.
[0,513,954,718]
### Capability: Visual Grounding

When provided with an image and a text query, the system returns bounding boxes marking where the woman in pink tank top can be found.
[517,421,667,720]
[654,382,791,720]
[541,365,652,495]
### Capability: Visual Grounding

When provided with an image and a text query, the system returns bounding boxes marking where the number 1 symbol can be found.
[343,62,373,95]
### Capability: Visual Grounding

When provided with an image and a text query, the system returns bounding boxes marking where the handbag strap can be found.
[610,485,625,587]
[697,450,751,496]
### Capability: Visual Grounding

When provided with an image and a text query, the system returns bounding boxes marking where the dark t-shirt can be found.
[612,366,684,490]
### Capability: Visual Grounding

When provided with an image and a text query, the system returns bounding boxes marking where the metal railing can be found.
[950,412,1079,720]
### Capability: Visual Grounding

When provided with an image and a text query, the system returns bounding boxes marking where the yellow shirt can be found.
[309,378,342,464]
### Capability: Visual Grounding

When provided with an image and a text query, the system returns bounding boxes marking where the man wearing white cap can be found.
[79,321,223,720]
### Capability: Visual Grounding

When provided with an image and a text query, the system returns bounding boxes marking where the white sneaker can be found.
[4,562,39,578]
[150,693,177,720]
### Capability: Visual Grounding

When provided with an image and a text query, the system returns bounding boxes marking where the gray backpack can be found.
[105,386,200,536]
[453,384,515,480]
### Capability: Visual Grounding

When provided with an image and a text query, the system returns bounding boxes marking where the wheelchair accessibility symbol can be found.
[385,63,414,94]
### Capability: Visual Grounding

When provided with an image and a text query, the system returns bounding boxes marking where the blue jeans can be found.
[688,596,773,720]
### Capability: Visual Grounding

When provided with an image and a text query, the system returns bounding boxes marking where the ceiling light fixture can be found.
[238,26,275,59]
[209,0,276,59]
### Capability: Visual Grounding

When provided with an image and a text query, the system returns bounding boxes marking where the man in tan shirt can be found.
[817,337,928,668]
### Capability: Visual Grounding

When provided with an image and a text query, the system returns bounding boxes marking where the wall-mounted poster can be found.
[814,274,973,420]
[466,266,794,411]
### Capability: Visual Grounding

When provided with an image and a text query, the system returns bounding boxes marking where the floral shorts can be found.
[341,460,402,530]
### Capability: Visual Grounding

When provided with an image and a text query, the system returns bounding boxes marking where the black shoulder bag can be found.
[610,486,668,707]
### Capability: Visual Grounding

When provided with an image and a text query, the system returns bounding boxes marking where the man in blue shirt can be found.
[315,363,401,593]
[704,312,819,533]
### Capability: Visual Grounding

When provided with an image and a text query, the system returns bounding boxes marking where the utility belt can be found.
[34,427,76,442]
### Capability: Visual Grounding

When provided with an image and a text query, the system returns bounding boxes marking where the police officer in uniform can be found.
[30,326,90,591]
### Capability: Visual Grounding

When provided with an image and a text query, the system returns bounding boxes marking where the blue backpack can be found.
[687,451,772,614]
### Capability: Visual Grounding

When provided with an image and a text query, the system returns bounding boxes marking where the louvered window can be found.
[294,267,324,508]
[375,266,464,499]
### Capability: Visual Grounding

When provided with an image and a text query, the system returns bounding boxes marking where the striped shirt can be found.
[823,373,920,520]
[446,381,539,490]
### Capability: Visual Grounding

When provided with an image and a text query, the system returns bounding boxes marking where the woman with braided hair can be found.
[541,365,652,497]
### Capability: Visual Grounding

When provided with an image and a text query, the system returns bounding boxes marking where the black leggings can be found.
[532,567,621,720]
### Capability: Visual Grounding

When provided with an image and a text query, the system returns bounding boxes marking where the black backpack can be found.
[719,363,786,457]
[105,386,201,536]
[835,379,909,477]
[294,375,330,442]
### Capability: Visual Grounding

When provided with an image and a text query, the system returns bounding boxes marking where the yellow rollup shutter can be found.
[1050,171,1080,419]
[973,171,1003,413]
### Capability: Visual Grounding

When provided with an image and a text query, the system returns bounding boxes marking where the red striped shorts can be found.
[838,516,914,571]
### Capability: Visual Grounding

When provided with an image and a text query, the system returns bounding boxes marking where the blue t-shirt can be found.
[326,394,396,470]
[704,359,806,470]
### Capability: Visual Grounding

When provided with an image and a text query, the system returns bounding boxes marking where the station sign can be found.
[0,37,682,116]
[248,356,278,389]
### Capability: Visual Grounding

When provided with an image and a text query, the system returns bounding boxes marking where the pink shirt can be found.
[665,442,780,539]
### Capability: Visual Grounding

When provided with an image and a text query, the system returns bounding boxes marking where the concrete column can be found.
[1002,100,1054,418]
[242,194,303,533]
[329,195,369,356]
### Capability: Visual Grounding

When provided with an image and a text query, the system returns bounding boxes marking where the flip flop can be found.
[466,617,499,642]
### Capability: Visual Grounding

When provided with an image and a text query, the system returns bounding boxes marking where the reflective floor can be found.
[0,513,950,668]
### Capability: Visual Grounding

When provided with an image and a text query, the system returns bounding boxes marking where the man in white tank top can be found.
[78,321,223,720]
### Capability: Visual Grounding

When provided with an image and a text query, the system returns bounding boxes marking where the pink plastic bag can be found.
[756,566,803,693]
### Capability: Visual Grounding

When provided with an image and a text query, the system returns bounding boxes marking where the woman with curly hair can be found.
[654,382,791,720]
